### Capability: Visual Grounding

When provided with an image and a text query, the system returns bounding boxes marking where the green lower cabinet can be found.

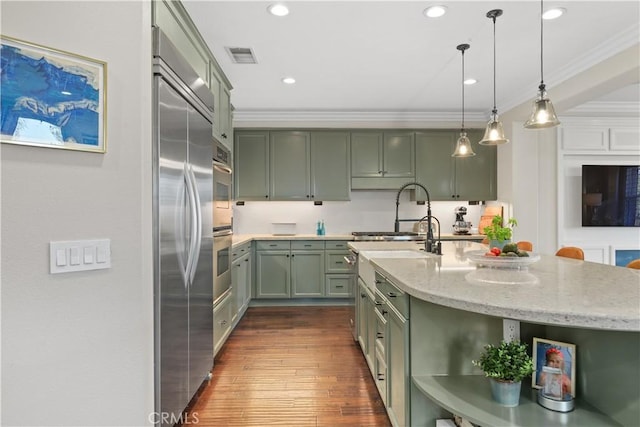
[325,274,352,297]
[255,250,290,298]
[291,251,325,297]
[357,279,370,354]
[387,304,409,427]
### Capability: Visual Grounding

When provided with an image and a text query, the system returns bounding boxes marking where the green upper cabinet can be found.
[270,131,311,200]
[310,131,351,201]
[234,131,269,200]
[234,130,351,201]
[153,1,233,150]
[415,129,496,202]
[351,131,415,189]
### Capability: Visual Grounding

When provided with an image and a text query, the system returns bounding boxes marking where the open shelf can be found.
[412,375,620,427]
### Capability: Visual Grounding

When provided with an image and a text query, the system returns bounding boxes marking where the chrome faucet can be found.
[394,182,442,254]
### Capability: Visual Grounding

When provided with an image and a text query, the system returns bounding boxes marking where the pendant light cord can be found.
[492,15,497,113]
[539,0,545,89]
[461,48,465,131]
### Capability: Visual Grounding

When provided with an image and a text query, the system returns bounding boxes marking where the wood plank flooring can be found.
[186,306,391,426]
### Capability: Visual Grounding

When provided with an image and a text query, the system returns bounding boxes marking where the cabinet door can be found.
[270,131,311,200]
[255,251,290,298]
[291,251,325,297]
[325,274,352,297]
[415,131,456,201]
[219,85,232,143]
[213,292,232,356]
[357,279,369,354]
[351,132,383,177]
[310,131,351,200]
[209,68,223,142]
[234,131,269,200]
[383,131,415,178]
[242,252,252,309]
[232,252,250,322]
[454,130,497,201]
[387,307,409,427]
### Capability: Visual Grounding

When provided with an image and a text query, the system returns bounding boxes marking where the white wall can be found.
[1,2,154,426]
[234,190,485,236]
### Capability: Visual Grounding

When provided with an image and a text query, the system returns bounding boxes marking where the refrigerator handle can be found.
[184,163,197,288]
[187,165,202,286]
[176,170,190,290]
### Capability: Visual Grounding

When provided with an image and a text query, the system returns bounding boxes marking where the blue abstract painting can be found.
[0,36,106,152]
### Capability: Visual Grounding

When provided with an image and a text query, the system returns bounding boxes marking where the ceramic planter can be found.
[489,378,522,407]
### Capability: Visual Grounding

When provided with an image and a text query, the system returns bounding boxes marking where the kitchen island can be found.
[349,240,640,427]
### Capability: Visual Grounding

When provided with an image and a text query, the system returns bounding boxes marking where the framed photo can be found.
[1,35,107,153]
[532,338,576,398]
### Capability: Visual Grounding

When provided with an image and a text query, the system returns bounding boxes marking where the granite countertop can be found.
[349,241,640,332]
[231,233,484,248]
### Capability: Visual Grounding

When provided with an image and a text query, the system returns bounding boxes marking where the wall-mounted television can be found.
[582,165,640,227]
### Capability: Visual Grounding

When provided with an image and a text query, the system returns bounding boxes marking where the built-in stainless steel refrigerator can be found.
[152,28,214,426]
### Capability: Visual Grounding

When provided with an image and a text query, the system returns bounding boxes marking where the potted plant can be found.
[483,215,517,249]
[473,340,534,407]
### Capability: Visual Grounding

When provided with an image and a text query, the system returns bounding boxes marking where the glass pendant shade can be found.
[480,9,509,146]
[524,86,561,128]
[480,111,509,145]
[452,43,475,157]
[452,131,475,157]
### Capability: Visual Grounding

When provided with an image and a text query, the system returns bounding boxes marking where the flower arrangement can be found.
[473,340,534,383]
[483,215,518,242]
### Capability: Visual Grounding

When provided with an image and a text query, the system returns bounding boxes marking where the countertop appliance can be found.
[453,206,472,235]
[153,27,214,427]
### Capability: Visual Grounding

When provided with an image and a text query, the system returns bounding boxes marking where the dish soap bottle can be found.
[316,221,322,236]
[320,220,326,236]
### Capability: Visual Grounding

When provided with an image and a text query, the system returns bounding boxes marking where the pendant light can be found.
[452,43,476,157]
[524,0,560,129]
[479,9,509,145]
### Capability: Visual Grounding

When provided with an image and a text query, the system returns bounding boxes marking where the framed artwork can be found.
[0,35,107,153]
[612,247,640,267]
[532,337,576,398]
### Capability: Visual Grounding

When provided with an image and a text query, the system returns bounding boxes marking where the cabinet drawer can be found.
[325,241,350,250]
[291,240,324,250]
[376,273,408,318]
[325,274,352,297]
[326,251,351,273]
[231,241,251,260]
[256,240,291,251]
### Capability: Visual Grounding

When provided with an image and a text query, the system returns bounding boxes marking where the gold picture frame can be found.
[1,35,107,153]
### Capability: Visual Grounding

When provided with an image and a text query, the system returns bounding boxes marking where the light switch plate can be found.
[50,239,111,274]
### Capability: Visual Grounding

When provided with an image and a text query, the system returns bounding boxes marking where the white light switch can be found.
[50,239,111,274]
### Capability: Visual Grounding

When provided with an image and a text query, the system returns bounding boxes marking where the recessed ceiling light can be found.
[423,5,447,18]
[268,4,289,17]
[464,78,477,85]
[281,77,296,85]
[542,7,565,20]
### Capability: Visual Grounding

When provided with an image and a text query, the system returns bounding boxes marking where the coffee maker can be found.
[453,206,472,235]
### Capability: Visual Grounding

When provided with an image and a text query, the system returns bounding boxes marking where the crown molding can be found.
[501,24,640,114]
[564,101,640,117]
[233,109,488,124]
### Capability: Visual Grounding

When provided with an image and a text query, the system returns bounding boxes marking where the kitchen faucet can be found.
[394,182,442,254]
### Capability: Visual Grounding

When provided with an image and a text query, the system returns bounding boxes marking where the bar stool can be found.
[626,259,640,269]
[516,241,533,251]
[555,246,584,260]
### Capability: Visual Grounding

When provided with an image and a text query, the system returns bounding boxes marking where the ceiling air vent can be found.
[225,47,257,64]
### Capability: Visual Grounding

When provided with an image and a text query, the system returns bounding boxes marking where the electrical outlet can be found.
[503,319,520,342]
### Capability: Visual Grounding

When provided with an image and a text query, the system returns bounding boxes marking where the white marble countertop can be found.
[349,241,640,332]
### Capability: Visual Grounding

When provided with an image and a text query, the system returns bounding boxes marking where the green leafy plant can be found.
[483,215,518,242]
[472,340,534,383]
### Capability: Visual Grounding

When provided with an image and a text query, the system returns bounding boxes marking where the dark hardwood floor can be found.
[186,306,391,426]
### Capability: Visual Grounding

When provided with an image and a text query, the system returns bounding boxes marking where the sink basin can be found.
[361,250,429,259]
